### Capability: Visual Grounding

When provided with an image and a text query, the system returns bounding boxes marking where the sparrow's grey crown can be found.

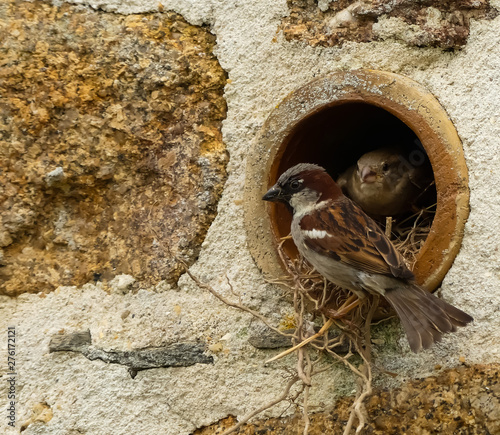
[277,163,326,185]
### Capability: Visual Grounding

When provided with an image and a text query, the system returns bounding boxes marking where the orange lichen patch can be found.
[278,312,297,330]
[20,402,53,432]
[0,1,228,295]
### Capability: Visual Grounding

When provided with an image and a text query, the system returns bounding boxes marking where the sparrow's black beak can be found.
[262,185,282,202]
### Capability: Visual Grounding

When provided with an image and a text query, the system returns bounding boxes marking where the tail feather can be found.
[384,284,473,353]
[389,295,439,351]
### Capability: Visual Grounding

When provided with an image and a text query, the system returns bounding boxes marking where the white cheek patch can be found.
[303,229,329,239]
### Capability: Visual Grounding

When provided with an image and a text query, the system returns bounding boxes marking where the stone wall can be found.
[1,0,500,434]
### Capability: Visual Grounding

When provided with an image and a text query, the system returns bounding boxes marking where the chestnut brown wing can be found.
[300,198,414,280]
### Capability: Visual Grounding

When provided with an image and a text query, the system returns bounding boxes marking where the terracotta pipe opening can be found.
[245,70,469,293]
[269,101,437,264]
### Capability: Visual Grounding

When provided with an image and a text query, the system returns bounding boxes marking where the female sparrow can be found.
[337,147,432,216]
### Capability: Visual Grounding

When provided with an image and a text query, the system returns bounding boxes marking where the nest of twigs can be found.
[273,235,371,355]
[385,202,436,269]
[267,237,379,435]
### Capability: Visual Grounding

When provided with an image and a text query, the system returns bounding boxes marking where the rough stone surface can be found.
[1,0,500,434]
[0,0,228,295]
[20,403,54,433]
[48,330,92,352]
[247,326,295,349]
[280,0,498,49]
[197,364,500,434]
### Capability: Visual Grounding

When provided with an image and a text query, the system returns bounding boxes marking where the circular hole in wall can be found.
[245,70,469,293]
[271,101,437,265]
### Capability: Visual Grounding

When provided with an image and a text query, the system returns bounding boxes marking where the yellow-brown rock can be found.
[0,1,228,295]
[196,364,500,434]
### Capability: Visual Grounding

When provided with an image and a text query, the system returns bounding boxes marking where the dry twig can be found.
[178,258,293,339]
[220,375,301,435]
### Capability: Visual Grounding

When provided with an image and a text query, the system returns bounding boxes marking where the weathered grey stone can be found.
[248,327,295,349]
[49,330,213,378]
[49,330,92,352]
[84,343,214,378]
[248,325,349,353]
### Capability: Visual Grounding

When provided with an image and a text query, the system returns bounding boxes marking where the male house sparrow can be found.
[263,163,472,352]
[337,147,432,216]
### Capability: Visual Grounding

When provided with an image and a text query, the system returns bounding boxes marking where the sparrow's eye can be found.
[289,179,301,190]
[382,163,389,172]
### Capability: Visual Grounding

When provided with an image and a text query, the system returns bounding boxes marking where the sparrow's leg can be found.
[385,216,393,238]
